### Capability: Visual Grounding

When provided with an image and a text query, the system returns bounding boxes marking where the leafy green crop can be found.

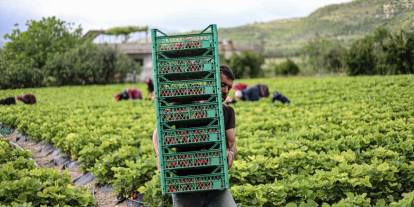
[0,75,413,206]
[0,139,95,206]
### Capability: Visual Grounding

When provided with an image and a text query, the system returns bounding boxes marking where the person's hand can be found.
[227,149,235,169]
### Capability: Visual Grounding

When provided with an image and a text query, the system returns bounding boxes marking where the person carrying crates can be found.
[152,65,237,207]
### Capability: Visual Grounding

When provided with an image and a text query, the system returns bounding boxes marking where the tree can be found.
[384,30,414,74]
[4,16,82,70]
[371,27,391,75]
[303,37,346,73]
[228,51,265,78]
[272,59,300,76]
[345,27,414,76]
[0,16,82,88]
[345,37,376,76]
[45,42,139,85]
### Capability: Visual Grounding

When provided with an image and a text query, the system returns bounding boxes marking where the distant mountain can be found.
[219,0,414,57]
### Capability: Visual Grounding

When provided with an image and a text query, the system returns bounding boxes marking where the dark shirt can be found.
[147,80,154,93]
[223,104,235,130]
[118,90,129,100]
[0,97,16,105]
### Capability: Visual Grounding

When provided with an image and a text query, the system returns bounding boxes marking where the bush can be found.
[345,27,414,76]
[0,16,82,88]
[228,51,265,78]
[303,37,346,73]
[45,42,139,85]
[345,37,377,76]
[0,56,44,89]
[383,30,414,74]
[0,16,139,88]
[270,59,300,76]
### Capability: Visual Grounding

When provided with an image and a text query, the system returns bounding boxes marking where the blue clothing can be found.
[272,91,290,104]
[241,86,260,101]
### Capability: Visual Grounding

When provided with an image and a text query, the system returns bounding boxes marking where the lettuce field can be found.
[0,75,413,206]
[0,139,96,206]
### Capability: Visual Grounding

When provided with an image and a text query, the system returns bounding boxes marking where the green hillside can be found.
[219,0,414,56]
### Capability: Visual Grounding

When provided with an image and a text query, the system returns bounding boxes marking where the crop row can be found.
[0,139,95,206]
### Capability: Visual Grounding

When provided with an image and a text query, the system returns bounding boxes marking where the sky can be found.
[0,0,352,44]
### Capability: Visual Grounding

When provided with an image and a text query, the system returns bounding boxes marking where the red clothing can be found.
[115,88,142,101]
[233,83,248,91]
[127,89,142,100]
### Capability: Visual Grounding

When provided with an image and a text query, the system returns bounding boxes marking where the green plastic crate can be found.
[158,56,214,75]
[160,103,218,123]
[159,79,216,98]
[157,36,213,52]
[162,126,220,147]
[164,173,227,194]
[163,149,222,170]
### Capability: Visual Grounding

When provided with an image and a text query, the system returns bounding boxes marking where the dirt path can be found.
[2,131,129,207]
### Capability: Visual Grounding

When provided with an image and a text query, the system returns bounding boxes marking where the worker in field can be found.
[145,78,155,100]
[152,65,237,207]
[114,88,142,101]
[224,82,248,104]
[272,91,290,104]
[234,84,270,101]
[0,93,37,105]
[233,82,248,92]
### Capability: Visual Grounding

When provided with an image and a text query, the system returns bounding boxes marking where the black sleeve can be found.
[0,97,16,105]
[223,105,235,130]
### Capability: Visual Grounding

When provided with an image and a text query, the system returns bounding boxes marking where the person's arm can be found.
[0,97,16,105]
[226,128,237,168]
[152,129,160,171]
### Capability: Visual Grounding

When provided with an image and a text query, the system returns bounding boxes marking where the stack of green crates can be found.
[151,24,229,194]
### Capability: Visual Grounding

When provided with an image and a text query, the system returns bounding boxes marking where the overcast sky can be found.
[0,0,352,44]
